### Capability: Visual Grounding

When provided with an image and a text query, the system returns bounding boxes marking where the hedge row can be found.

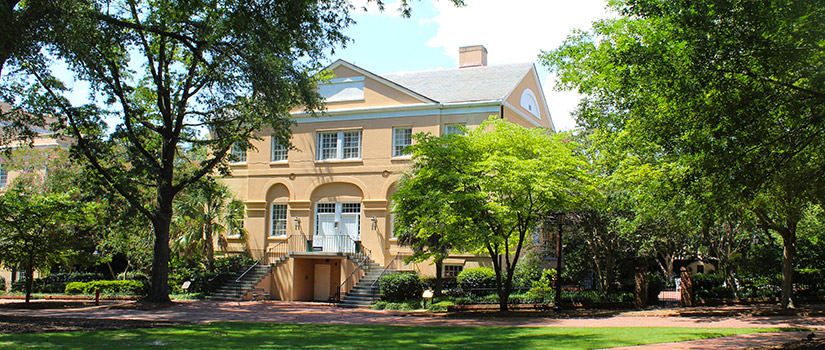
[64,280,145,295]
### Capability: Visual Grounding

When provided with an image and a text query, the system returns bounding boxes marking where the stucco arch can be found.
[304,176,369,200]
[310,181,365,202]
[259,179,296,200]
[266,183,290,203]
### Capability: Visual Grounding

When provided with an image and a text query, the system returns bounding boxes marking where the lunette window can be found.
[392,127,412,157]
[317,130,361,161]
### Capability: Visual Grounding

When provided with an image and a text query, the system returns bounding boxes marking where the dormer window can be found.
[520,89,540,118]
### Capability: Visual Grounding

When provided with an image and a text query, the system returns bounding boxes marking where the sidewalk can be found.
[1,300,822,349]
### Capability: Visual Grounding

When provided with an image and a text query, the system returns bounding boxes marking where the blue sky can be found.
[333,0,613,131]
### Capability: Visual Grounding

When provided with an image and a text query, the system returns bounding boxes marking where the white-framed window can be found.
[444,123,466,135]
[271,203,288,237]
[0,163,6,188]
[520,89,541,118]
[444,265,464,278]
[271,137,288,162]
[316,130,361,161]
[230,142,246,163]
[392,127,413,157]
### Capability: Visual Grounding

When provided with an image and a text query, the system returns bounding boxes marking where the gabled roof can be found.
[380,63,535,104]
[326,59,436,104]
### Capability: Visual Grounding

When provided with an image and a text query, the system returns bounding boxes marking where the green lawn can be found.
[0,323,790,350]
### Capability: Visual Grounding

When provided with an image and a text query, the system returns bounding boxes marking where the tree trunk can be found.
[25,253,34,303]
[146,209,173,303]
[204,221,214,272]
[434,259,443,297]
[780,233,796,308]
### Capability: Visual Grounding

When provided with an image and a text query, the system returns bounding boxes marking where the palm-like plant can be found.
[172,178,247,271]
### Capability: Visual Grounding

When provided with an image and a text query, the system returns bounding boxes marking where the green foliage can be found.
[693,273,734,300]
[63,280,145,295]
[456,267,496,296]
[420,276,457,291]
[371,300,422,311]
[394,118,592,311]
[646,273,665,302]
[172,178,248,270]
[544,0,825,308]
[0,187,99,301]
[63,282,85,294]
[0,275,5,292]
[378,273,423,302]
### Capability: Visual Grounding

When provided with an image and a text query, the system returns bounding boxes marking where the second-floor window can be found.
[392,127,412,157]
[445,123,466,135]
[272,137,288,162]
[317,130,361,161]
[230,142,246,163]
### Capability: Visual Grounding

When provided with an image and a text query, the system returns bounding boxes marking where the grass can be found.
[0,323,793,350]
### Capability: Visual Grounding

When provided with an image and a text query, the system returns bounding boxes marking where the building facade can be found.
[222,46,553,301]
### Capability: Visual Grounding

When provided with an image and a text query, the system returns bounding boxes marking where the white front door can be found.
[314,264,331,301]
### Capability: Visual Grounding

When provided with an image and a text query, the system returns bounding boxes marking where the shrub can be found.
[427,300,453,312]
[457,267,496,296]
[64,280,146,296]
[512,253,544,289]
[420,276,457,291]
[646,273,665,302]
[379,272,423,302]
[64,282,86,294]
[693,273,728,299]
[0,276,5,292]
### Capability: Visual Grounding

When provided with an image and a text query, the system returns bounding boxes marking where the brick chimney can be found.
[459,45,487,68]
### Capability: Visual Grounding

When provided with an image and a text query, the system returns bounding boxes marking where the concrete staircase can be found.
[210,258,284,301]
[338,264,395,308]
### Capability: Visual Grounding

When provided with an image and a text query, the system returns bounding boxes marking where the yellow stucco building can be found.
[219,46,553,304]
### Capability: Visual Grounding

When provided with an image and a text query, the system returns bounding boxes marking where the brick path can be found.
[1,300,822,349]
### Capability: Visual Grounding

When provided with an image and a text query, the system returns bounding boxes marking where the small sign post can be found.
[422,289,434,308]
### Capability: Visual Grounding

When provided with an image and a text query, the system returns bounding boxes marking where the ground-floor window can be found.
[271,203,287,237]
[444,265,464,278]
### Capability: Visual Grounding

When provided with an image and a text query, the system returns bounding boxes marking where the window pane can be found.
[271,204,287,236]
[231,142,247,162]
[445,123,465,135]
[272,137,288,162]
[318,132,338,160]
[393,127,412,157]
[342,131,361,159]
[316,202,336,213]
[341,202,361,213]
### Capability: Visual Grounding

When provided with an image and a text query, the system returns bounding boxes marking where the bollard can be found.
[95,288,100,306]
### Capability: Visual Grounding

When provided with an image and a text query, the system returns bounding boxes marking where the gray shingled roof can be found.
[380,63,534,104]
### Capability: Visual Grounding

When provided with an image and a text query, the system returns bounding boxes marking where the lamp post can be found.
[554,211,566,312]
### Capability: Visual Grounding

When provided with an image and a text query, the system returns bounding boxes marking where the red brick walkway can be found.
[1,300,822,349]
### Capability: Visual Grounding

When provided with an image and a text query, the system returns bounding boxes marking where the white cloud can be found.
[426,0,612,131]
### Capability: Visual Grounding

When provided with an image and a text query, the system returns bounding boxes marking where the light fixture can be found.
[293,217,301,230]
[371,216,378,230]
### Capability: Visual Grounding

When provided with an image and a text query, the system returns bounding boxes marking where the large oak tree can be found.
[544,0,825,307]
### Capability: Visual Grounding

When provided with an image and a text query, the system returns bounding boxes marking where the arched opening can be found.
[309,183,364,252]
